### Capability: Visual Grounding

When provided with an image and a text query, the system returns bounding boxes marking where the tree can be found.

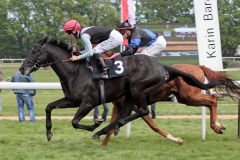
[135,0,194,24]
[0,0,239,57]
[218,0,240,55]
[0,0,11,58]
[0,0,119,58]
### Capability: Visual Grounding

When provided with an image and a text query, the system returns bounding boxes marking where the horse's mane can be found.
[46,38,86,64]
[47,38,72,52]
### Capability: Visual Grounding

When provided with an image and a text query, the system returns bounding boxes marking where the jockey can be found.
[63,19,123,79]
[117,20,167,57]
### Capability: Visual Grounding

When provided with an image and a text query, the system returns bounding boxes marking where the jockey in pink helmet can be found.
[63,19,123,79]
[63,19,82,39]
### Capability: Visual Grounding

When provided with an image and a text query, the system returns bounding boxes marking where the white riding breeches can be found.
[93,29,123,54]
[140,36,167,56]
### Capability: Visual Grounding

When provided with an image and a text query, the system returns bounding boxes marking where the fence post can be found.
[201,106,206,140]
[126,122,131,138]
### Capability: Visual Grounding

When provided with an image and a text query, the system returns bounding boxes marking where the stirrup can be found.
[101,72,109,79]
[100,69,108,79]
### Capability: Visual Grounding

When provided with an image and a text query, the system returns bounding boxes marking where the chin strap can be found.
[73,31,81,39]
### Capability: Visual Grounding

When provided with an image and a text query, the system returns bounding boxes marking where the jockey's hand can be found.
[120,51,129,57]
[120,49,133,56]
[70,55,79,61]
[120,46,138,56]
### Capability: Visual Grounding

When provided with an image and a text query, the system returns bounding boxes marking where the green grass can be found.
[0,119,239,160]
[158,56,199,66]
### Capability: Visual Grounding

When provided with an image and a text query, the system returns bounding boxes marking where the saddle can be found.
[88,53,126,79]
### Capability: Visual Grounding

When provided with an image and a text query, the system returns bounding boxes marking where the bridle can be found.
[24,43,79,82]
[25,44,72,71]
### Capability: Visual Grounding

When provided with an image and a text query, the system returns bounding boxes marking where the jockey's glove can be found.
[71,44,80,55]
[120,46,138,56]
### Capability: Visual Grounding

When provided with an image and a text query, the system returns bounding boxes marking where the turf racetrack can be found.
[1,62,240,160]
[0,119,239,160]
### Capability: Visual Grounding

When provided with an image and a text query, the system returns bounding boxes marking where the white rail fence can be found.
[0,82,61,89]
[0,59,25,63]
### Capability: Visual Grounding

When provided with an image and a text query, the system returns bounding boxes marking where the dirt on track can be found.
[0,115,238,121]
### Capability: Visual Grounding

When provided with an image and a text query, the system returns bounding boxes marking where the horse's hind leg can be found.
[45,98,76,141]
[199,93,225,134]
[178,92,225,134]
[71,102,103,131]
[141,115,183,144]
[93,93,149,139]
[102,105,183,145]
[101,104,120,146]
[206,94,226,134]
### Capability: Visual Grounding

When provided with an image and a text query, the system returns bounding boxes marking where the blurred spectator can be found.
[150,103,156,119]
[11,71,36,122]
[93,103,109,122]
[0,62,3,112]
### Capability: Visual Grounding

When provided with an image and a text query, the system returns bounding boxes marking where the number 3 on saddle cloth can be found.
[88,54,126,79]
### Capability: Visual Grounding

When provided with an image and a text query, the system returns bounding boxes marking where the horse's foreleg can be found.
[71,103,102,131]
[45,98,76,141]
[142,115,183,144]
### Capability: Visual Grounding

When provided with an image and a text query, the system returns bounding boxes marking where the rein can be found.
[25,43,72,69]
[26,58,72,68]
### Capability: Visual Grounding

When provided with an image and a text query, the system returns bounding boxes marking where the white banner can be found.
[194,0,223,71]
[127,0,136,25]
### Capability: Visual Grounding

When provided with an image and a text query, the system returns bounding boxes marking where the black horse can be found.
[20,37,222,141]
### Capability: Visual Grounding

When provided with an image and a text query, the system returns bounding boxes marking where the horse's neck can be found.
[48,47,80,81]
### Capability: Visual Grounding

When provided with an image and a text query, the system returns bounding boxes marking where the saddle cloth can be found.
[89,54,126,79]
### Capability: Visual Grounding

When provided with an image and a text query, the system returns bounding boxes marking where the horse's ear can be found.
[39,37,48,45]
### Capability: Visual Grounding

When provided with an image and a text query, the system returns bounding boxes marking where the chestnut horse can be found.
[101,64,240,146]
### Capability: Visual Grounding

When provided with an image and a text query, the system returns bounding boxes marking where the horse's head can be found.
[20,37,73,76]
[20,37,49,76]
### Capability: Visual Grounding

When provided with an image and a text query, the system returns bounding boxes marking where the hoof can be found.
[212,122,226,134]
[92,133,100,139]
[213,127,224,134]
[176,138,183,145]
[221,124,226,130]
[114,128,120,136]
[47,132,53,142]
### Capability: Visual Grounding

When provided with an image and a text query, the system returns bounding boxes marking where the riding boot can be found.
[94,54,109,79]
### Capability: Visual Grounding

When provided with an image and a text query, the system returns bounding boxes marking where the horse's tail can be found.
[163,65,221,90]
[200,65,240,99]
